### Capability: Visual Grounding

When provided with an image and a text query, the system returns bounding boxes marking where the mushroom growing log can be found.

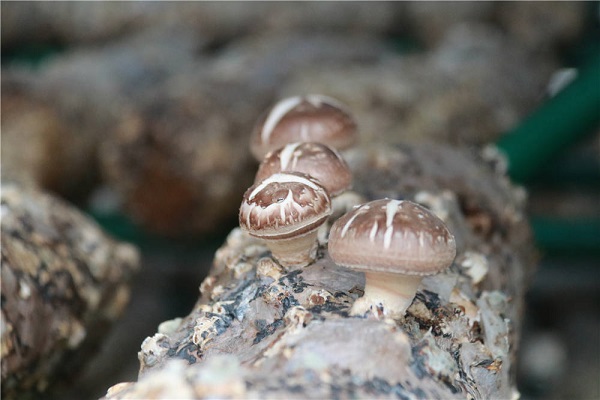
[102,141,536,399]
[1,183,140,400]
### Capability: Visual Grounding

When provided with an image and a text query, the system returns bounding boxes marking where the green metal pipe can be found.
[496,54,600,183]
[531,217,600,256]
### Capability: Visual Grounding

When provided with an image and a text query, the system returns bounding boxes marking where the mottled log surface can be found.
[102,142,537,399]
[0,183,140,399]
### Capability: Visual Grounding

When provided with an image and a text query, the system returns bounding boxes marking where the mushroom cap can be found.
[250,94,357,161]
[240,172,332,240]
[328,199,456,276]
[255,142,352,197]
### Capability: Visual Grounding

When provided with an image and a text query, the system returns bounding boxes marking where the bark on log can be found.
[102,142,537,399]
[0,183,140,399]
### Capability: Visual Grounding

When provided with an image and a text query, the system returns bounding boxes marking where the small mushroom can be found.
[255,142,352,197]
[328,199,456,318]
[239,172,332,269]
[254,141,360,224]
[250,94,358,161]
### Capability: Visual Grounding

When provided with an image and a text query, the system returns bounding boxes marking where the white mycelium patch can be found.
[414,191,450,222]
[279,142,302,171]
[261,96,304,144]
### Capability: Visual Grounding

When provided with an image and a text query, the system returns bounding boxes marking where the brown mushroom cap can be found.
[250,94,357,161]
[328,199,456,275]
[240,172,332,239]
[254,142,352,197]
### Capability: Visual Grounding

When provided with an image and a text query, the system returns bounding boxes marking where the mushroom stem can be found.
[330,191,365,219]
[267,229,319,269]
[351,272,423,318]
[318,192,366,246]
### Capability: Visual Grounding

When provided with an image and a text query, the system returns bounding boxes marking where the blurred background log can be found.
[2,23,555,236]
[1,183,139,400]
[1,2,584,54]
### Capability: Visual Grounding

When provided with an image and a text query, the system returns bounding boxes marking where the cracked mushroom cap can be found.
[328,199,456,275]
[240,172,332,239]
[254,142,352,197]
[250,94,357,161]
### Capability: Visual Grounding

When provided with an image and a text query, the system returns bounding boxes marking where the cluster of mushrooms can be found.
[239,94,456,319]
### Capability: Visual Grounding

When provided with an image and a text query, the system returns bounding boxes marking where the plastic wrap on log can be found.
[102,142,537,399]
[0,183,140,399]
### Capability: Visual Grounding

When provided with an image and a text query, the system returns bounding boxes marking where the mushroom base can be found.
[351,272,423,318]
[266,229,319,269]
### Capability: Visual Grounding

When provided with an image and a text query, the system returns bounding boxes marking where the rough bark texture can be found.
[0,183,140,399]
[102,142,537,399]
